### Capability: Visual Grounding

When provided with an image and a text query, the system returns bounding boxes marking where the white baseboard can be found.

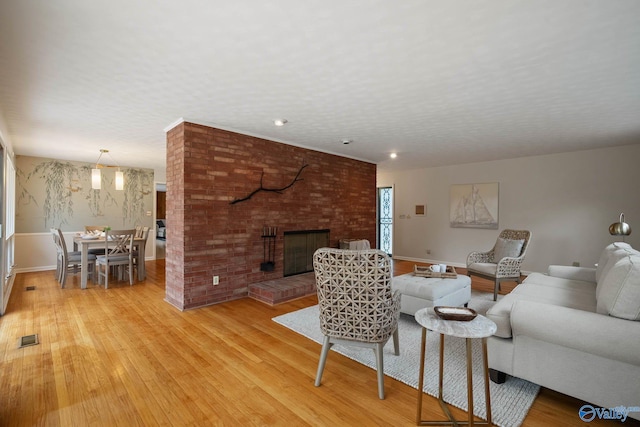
[15,265,56,274]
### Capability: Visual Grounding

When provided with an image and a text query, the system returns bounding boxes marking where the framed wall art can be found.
[450,182,499,229]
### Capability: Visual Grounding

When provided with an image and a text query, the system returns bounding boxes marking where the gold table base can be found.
[416,328,493,426]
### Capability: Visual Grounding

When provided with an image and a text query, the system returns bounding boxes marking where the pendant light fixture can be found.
[92,149,124,190]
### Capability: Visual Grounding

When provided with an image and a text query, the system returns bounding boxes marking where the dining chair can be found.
[85,225,108,255]
[132,226,150,279]
[95,228,136,289]
[50,228,96,288]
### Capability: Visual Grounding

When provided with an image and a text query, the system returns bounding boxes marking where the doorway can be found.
[155,183,166,259]
[377,187,393,255]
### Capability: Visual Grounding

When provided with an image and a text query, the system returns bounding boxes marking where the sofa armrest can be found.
[547,265,596,283]
[511,300,640,366]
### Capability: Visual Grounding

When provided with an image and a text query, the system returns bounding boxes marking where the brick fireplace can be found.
[165,121,376,310]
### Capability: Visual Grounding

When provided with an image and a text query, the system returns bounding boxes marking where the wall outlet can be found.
[572,261,580,267]
[426,249,431,255]
[213,276,219,285]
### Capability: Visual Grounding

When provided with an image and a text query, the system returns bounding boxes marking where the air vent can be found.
[19,334,39,348]
[25,286,36,291]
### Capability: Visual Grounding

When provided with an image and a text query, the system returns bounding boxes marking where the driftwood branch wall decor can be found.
[230,161,308,205]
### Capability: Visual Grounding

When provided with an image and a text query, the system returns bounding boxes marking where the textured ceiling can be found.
[0,0,639,176]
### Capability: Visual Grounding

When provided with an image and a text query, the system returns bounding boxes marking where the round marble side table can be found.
[415,307,497,426]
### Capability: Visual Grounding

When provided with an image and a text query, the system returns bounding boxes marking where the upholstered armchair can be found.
[312,248,401,399]
[467,229,532,301]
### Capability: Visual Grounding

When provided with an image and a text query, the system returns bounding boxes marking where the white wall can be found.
[378,144,640,273]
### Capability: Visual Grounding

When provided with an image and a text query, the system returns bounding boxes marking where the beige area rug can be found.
[272,290,540,427]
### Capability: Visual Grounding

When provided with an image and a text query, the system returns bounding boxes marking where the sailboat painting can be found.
[450,183,499,229]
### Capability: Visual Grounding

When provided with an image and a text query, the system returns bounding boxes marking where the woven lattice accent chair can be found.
[312,248,401,399]
[467,229,532,301]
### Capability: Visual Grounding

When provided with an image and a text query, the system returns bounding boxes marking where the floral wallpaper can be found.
[16,155,155,233]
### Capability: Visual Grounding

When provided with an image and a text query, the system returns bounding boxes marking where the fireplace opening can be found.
[283,229,330,276]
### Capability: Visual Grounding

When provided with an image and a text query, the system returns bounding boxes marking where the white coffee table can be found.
[415,308,497,426]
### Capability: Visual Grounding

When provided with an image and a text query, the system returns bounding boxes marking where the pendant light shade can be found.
[92,149,124,190]
[91,168,102,190]
[115,170,124,190]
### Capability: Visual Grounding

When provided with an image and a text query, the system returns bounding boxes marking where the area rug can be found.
[272,290,539,427]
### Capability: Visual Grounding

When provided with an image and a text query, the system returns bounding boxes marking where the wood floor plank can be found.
[0,261,633,426]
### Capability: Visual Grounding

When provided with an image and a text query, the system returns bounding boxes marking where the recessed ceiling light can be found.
[390,152,397,159]
[341,139,353,145]
[274,119,288,126]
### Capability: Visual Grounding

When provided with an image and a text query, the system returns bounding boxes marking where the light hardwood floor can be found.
[0,260,632,426]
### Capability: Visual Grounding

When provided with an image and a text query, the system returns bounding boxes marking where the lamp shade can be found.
[115,170,124,190]
[91,168,101,190]
[609,213,632,236]
[92,149,125,190]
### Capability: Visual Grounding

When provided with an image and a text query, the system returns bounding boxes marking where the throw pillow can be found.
[494,237,525,262]
[596,247,636,298]
[596,255,640,320]
[596,242,633,283]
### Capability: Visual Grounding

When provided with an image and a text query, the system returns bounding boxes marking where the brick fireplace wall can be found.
[165,121,377,310]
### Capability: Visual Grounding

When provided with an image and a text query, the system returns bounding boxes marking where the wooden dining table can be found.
[73,235,147,289]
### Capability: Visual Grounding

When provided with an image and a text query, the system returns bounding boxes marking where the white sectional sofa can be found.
[486,242,640,420]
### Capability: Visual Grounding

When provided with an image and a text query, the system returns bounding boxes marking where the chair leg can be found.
[104,265,109,289]
[60,264,68,288]
[315,336,332,387]
[392,328,400,356]
[56,258,63,285]
[374,342,385,399]
[493,279,499,301]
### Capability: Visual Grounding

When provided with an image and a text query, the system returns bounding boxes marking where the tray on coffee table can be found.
[414,265,458,279]
[433,306,477,321]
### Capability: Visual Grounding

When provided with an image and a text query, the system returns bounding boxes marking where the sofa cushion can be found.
[512,280,597,310]
[547,265,596,283]
[596,255,640,320]
[494,237,525,261]
[524,272,597,293]
[487,280,597,338]
[467,262,496,275]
